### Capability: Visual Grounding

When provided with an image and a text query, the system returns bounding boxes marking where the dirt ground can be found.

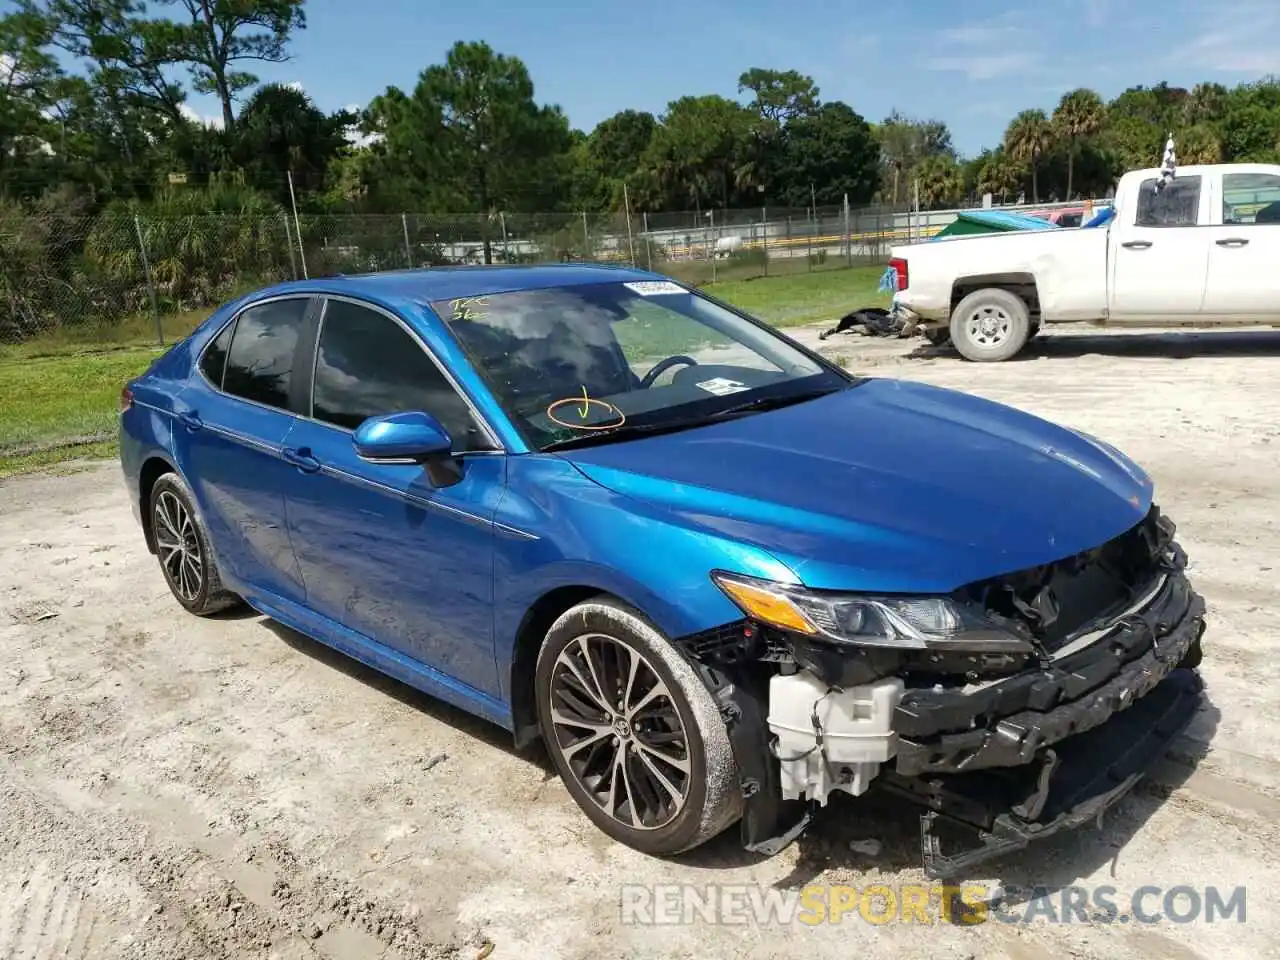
[3,325,1280,960]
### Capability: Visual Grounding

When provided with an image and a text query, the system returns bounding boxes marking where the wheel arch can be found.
[508,585,612,748]
[138,454,179,554]
[950,273,1040,318]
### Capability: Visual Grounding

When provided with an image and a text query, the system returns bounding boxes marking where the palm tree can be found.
[1052,89,1105,200]
[1182,83,1229,126]
[977,151,1025,203]
[916,156,964,210]
[1003,109,1052,203]
[1178,125,1223,164]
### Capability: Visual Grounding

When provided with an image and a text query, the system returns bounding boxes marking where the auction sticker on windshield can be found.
[696,377,750,396]
[624,281,686,296]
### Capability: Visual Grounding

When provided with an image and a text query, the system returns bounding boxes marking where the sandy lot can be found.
[2,325,1280,960]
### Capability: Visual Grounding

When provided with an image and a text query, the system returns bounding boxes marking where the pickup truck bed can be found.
[888,162,1280,360]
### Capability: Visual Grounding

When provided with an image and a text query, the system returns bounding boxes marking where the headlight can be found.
[711,572,1034,652]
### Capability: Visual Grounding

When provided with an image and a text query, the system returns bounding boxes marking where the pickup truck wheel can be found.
[950,289,1031,362]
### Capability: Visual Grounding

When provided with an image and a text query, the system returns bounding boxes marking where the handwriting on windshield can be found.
[450,296,490,322]
[546,386,626,431]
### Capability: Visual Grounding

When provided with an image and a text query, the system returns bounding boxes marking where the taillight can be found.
[119,385,134,413]
[888,257,909,291]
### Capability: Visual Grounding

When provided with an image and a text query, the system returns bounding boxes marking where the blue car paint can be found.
[561,378,1154,593]
[120,264,1156,737]
[279,415,508,696]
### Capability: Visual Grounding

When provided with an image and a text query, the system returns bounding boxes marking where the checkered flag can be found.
[1154,135,1176,194]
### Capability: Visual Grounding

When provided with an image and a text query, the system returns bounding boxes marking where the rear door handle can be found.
[1121,240,1152,249]
[283,446,321,473]
[179,411,202,432]
[1215,237,1249,247]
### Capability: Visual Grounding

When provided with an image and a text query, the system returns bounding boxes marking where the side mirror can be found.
[353,410,452,463]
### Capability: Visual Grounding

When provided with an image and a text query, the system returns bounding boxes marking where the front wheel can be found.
[535,599,741,855]
[950,288,1031,362]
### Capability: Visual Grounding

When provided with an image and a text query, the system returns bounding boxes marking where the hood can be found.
[561,378,1153,593]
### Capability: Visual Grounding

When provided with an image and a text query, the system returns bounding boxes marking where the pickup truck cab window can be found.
[1135,176,1202,228]
[1222,172,1280,225]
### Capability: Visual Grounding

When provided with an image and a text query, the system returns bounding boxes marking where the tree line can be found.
[4,0,1280,227]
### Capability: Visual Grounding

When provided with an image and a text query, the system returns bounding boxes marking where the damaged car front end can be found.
[677,506,1205,877]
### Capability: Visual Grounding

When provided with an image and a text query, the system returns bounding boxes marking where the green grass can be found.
[0,308,208,363]
[0,265,889,478]
[0,348,160,475]
[705,265,890,327]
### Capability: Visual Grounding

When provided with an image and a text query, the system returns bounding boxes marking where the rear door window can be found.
[222,298,310,410]
[1135,176,1202,227]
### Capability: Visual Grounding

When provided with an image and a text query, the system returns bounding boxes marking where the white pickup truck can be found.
[887,162,1280,361]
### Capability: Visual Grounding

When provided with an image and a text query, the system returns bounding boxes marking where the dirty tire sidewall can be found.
[950,288,1031,362]
[149,472,241,617]
[535,599,741,856]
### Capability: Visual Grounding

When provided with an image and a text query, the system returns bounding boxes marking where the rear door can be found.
[1108,175,1210,322]
[1202,169,1280,319]
[174,295,314,605]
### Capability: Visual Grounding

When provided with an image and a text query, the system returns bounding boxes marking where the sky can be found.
[175,0,1280,157]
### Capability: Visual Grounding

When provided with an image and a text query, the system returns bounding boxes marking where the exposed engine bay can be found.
[677,505,1206,876]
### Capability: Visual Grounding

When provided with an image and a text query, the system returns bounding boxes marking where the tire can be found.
[535,598,741,856]
[149,472,242,616]
[949,288,1031,362]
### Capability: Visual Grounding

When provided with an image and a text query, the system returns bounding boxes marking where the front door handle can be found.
[283,446,321,473]
[179,411,202,432]
[1121,240,1152,249]
[1215,237,1249,247]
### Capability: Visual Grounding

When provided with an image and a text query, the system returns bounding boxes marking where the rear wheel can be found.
[149,473,241,616]
[535,599,741,855]
[950,288,1031,362]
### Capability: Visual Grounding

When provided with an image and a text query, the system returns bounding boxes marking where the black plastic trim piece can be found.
[881,666,1204,878]
[894,570,1199,745]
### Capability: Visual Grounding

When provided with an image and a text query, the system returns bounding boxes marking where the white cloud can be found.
[926,14,1041,80]
[929,52,1040,81]
[285,80,304,92]
[178,103,224,129]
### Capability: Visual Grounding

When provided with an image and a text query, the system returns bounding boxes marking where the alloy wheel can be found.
[154,490,203,603]
[548,634,692,831]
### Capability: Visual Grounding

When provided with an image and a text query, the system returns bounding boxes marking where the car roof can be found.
[237,263,666,313]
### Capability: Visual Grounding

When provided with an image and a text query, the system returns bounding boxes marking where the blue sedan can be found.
[119,265,1206,873]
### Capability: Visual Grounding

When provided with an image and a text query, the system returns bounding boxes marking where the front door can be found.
[281,295,506,698]
[173,296,314,605]
[1202,169,1280,319]
[1109,174,1210,322]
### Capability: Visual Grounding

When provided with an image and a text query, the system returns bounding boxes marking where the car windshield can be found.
[433,280,849,450]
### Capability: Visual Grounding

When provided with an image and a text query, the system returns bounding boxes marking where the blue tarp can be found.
[936,209,1062,234]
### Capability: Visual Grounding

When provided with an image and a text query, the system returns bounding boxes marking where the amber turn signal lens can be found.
[713,575,817,635]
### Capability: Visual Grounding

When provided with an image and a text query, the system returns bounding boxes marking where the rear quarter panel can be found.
[119,338,197,519]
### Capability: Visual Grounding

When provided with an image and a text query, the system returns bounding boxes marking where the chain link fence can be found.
[0,200,929,348]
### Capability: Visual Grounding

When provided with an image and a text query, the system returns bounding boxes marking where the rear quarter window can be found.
[199,320,235,388]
